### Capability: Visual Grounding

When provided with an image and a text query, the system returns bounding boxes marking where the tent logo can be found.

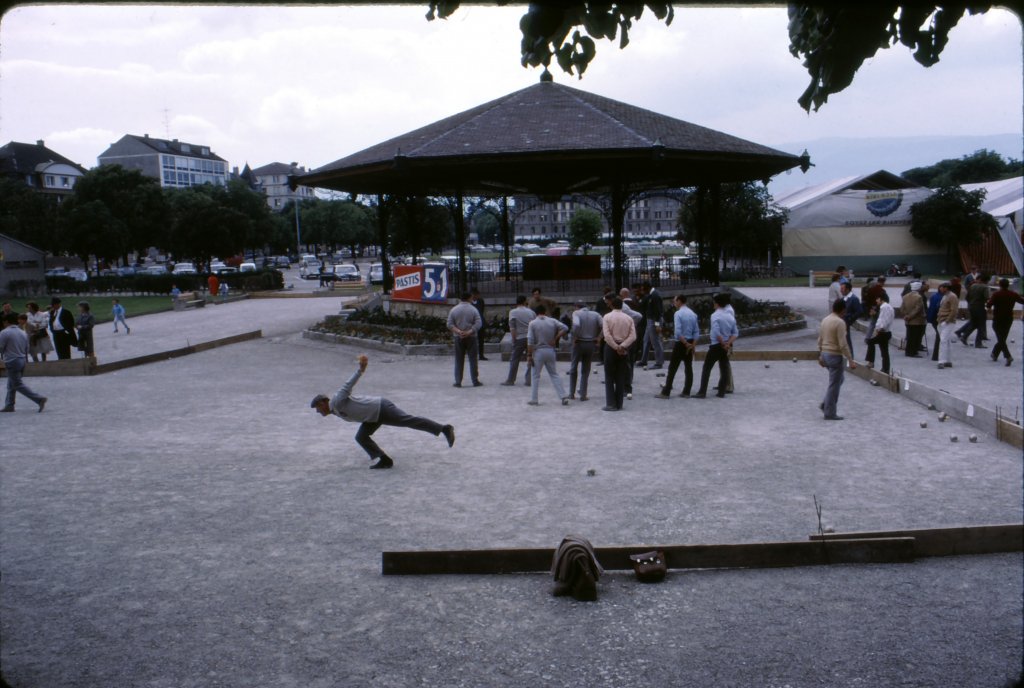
[865,190,903,217]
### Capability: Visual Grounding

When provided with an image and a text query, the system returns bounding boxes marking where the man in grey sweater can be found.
[527,304,570,406]
[311,354,454,469]
[446,292,483,387]
[0,313,47,413]
[502,294,536,386]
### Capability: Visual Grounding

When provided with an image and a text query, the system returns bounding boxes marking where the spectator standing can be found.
[987,278,1024,366]
[502,295,536,386]
[470,287,488,360]
[0,313,47,413]
[526,304,569,406]
[615,289,643,399]
[865,295,894,374]
[901,282,926,358]
[527,287,558,320]
[656,294,699,399]
[568,300,603,401]
[694,294,739,399]
[840,282,862,357]
[817,298,857,420]
[47,297,77,360]
[827,273,843,311]
[638,281,665,369]
[24,302,53,362]
[446,292,482,387]
[112,298,130,334]
[600,297,637,412]
[208,273,220,303]
[76,301,96,358]
[936,282,960,369]
[926,288,943,362]
[956,273,991,347]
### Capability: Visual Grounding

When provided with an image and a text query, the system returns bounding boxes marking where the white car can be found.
[172,262,197,275]
[368,263,384,285]
[299,261,323,279]
[239,262,257,273]
[332,264,361,282]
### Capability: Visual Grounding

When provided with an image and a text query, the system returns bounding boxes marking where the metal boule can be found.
[969,434,978,443]
[950,434,958,442]
[920,421,928,428]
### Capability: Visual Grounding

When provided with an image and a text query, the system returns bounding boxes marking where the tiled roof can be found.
[114,134,227,162]
[250,162,297,177]
[302,80,802,195]
[0,141,86,176]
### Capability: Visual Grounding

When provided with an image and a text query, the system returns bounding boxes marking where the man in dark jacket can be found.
[839,281,862,357]
[47,297,78,360]
[638,281,665,369]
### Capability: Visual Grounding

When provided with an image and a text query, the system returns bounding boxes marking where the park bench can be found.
[172,291,205,311]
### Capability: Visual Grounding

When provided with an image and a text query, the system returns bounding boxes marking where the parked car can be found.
[117,266,137,277]
[66,269,88,282]
[332,263,361,282]
[44,267,67,277]
[172,262,197,275]
[209,261,227,273]
[299,261,323,280]
[368,263,384,285]
[143,264,169,275]
[274,256,291,268]
[216,266,239,275]
[239,262,257,273]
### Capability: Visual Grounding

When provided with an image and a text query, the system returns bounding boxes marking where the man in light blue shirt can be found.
[695,293,739,399]
[657,294,700,399]
[311,354,454,469]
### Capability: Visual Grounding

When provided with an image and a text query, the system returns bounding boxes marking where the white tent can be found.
[777,171,942,275]
[963,176,1023,275]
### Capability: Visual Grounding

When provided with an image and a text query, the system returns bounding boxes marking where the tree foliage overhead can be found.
[427,2,994,111]
[901,149,1024,188]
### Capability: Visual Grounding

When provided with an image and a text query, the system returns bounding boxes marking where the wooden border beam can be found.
[381,537,915,575]
[809,523,1023,557]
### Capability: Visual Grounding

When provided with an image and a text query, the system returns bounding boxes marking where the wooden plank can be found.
[381,537,915,575]
[810,523,1023,557]
[91,330,262,375]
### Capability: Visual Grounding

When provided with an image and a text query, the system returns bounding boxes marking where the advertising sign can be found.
[391,264,449,303]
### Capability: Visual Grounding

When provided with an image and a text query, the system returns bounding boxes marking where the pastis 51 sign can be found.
[392,264,448,303]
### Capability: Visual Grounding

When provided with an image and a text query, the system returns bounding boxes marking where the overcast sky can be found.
[1,3,1021,190]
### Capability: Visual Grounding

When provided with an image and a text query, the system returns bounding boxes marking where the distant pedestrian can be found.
[446,292,482,387]
[208,273,220,302]
[817,298,857,420]
[926,287,943,361]
[170,284,181,302]
[601,297,637,411]
[502,294,535,386]
[24,301,53,362]
[987,278,1024,366]
[112,298,130,334]
[526,304,569,406]
[470,287,488,360]
[827,273,843,311]
[311,354,454,469]
[694,294,738,399]
[657,294,699,399]
[936,282,959,368]
[76,301,95,357]
[47,297,78,360]
[568,300,603,401]
[0,313,47,413]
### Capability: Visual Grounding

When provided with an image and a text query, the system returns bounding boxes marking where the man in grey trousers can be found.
[527,304,570,406]
[312,354,454,469]
[1,313,47,413]
[502,294,536,386]
[568,300,603,401]
[446,292,483,387]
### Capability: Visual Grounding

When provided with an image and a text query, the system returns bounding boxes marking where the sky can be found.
[1,3,1021,196]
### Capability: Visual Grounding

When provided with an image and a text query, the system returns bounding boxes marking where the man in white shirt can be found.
[865,295,895,374]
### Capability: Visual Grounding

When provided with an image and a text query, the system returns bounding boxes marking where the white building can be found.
[98,134,229,188]
[249,162,316,210]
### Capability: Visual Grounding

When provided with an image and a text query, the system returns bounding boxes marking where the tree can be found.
[388,196,453,261]
[301,199,375,257]
[163,186,247,267]
[679,182,788,275]
[902,149,1024,187]
[568,207,603,254]
[0,177,59,252]
[470,205,500,244]
[62,165,166,264]
[59,199,123,273]
[427,2,995,111]
[224,179,276,255]
[909,184,996,272]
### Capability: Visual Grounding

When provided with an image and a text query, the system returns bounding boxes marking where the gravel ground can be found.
[1,289,1021,688]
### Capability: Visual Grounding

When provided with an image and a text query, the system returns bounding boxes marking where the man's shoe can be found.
[602,406,618,412]
[579,395,588,401]
[37,398,46,413]
[716,392,726,398]
[561,397,570,406]
[479,356,489,360]
[626,393,633,400]
[937,363,945,369]
[527,400,540,406]
[648,364,663,370]
[0,407,13,413]
[974,343,987,349]
[655,392,670,399]
[472,381,483,387]
[442,425,455,448]
[693,392,706,398]
[369,455,394,469]
[823,415,844,421]
[500,381,515,386]
[452,383,462,388]
[819,402,825,410]
[1006,357,1013,367]
[958,334,968,345]
[944,362,953,368]
[679,392,690,398]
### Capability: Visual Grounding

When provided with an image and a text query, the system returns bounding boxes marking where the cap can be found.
[310,394,329,409]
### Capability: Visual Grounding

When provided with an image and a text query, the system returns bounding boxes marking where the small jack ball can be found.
[950,435,958,442]
[792,357,797,363]
[920,421,928,428]
[586,469,596,477]
[764,363,770,368]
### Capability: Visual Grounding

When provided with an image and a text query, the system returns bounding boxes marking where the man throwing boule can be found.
[311,354,455,469]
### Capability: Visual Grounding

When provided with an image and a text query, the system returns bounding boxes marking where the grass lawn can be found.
[14,295,174,324]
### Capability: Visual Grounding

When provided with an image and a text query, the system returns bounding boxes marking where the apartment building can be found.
[0,139,87,204]
[510,193,685,241]
[98,134,228,188]
[249,162,316,210]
